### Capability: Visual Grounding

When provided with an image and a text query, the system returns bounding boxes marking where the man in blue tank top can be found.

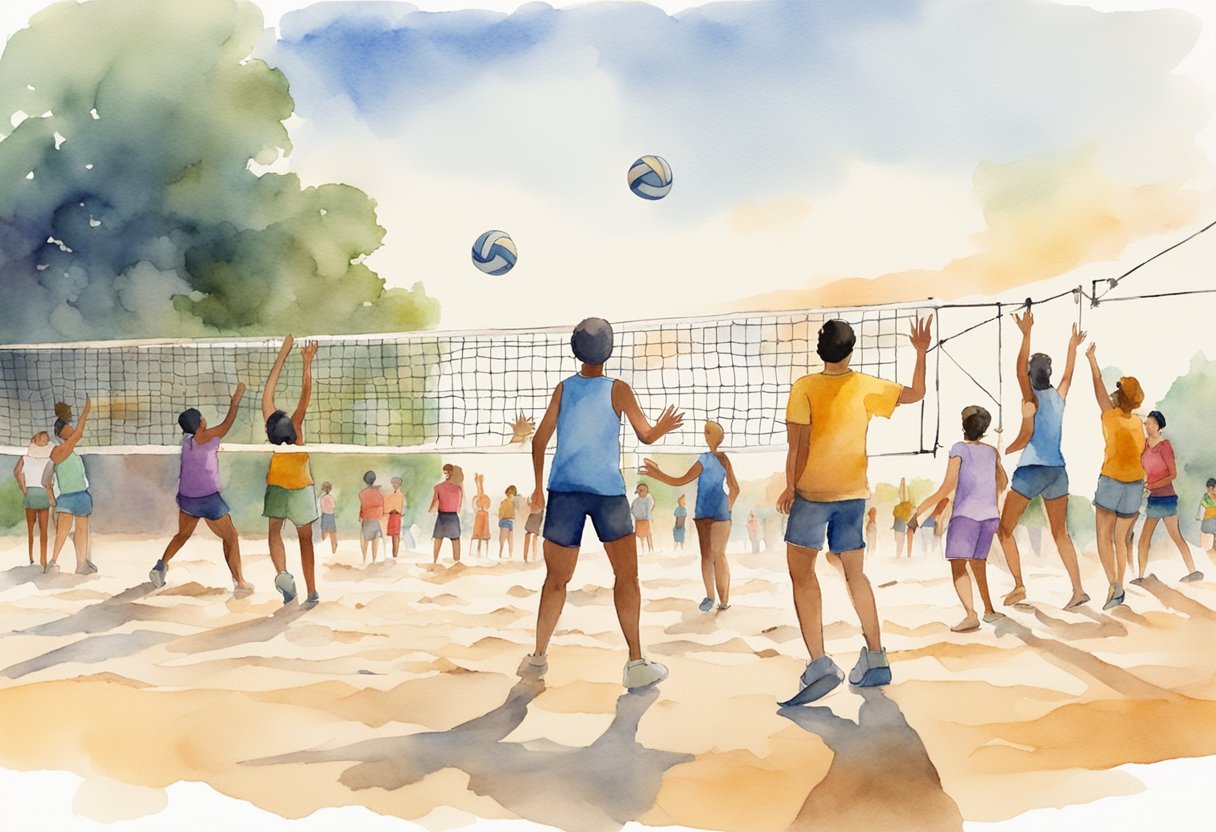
[519,318,684,691]
[996,310,1089,609]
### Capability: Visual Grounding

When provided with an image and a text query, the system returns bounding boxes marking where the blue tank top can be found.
[1019,387,1066,468]
[548,375,625,496]
[695,452,730,520]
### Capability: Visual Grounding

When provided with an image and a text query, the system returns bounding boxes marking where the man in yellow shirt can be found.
[777,316,933,705]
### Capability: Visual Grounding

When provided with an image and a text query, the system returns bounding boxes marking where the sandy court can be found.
[1,532,1216,831]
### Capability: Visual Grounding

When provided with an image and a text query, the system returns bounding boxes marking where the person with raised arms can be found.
[46,399,94,575]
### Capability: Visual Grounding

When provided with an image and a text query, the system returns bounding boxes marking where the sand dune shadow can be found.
[247,680,692,831]
[780,687,963,831]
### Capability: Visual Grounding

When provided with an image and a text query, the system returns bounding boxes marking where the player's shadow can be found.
[0,564,50,591]
[165,604,308,655]
[11,584,161,637]
[779,687,964,831]
[246,680,692,832]
[1030,606,1127,640]
[1136,577,1216,624]
[2,630,177,679]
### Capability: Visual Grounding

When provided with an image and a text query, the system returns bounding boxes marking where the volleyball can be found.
[471,230,518,275]
[628,155,673,200]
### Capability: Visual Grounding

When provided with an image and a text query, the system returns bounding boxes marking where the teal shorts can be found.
[264,485,319,527]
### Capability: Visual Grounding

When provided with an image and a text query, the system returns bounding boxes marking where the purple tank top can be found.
[950,441,999,522]
[179,435,222,498]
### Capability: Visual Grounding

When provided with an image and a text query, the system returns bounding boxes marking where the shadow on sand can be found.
[247,679,692,832]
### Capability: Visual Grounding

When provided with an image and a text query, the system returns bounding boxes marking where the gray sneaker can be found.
[149,560,166,588]
[698,597,714,613]
[778,655,843,706]
[623,658,669,691]
[848,647,892,687]
[1181,571,1204,583]
[274,571,298,604]
[517,653,548,679]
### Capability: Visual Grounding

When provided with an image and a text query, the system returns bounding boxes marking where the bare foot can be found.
[234,580,254,596]
[1002,586,1026,606]
[951,615,980,633]
[982,611,1006,624]
[1065,592,1090,609]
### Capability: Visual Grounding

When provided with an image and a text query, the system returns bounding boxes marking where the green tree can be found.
[0,0,437,341]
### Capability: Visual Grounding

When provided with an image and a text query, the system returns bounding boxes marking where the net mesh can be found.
[0,304,936,454]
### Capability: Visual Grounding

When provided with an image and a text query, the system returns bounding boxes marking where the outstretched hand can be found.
[640,458,662,480]
[1086,342,1097,361]
[1068,323,1086,350]
[300,340,319,362]
[908,315,933,352]
[1013,310,1034,335]
[653,405,685,439]
[232,382,246,402]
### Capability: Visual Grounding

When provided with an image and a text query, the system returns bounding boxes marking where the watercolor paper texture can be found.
[0,0,1215,830]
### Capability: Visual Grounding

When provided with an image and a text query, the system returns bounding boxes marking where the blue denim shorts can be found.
[543,491,633,548]
[785,497,866,553]
[1093,476,1144,518]
[1011,465,1070,501]
[1145,495,1177,520]
[55,490,93,517]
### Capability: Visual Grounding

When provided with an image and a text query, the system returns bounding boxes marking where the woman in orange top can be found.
[262,336,320,605]
[1084,343,1145,611]
[471,473,491,556]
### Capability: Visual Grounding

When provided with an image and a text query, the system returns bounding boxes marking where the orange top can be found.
[267,452,313,489]
[1100,409,1145,483]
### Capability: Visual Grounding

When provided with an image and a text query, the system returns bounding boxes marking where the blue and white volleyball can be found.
[471,230,517,276]
[627,155,673,200]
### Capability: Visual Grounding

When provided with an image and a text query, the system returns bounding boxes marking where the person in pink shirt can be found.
[1134,410,1202,584]
[358,471,385,564]
[429,464,465,563]
[318,482,338,554]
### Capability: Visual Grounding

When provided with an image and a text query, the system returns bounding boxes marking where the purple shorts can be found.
[945,516,998,560]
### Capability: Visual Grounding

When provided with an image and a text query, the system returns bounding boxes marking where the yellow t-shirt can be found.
[267,451,313,489]
[786,371,903,501]
[893,501,914,522]
[384,491,405,514]
[498,498,516,520]
[1100,409,1146,483]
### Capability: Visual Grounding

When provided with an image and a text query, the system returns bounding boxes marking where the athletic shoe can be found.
[304,592,320,604]
[717,603,731,611]
[1129,577,1146,586]
[848,647,892,687]
[274,571,298,604]
[149,560,166,588]
[84,560,98,574]
[623,658,669,691]
[1181,571,1204,583]
[778,655,843,706]
[517,653,547,679]
[982,611,1006,624]
[698,597,714,613]
[1102,590,1126,611]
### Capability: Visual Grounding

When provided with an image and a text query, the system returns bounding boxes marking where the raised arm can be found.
[50,397,91,463]
[1085,343,1112,412]
[911,457,961,526]
[777,422,810,514]
[262,336,294,420]
[723,454,741,511]
[1057,324,1086,401]
[640,458,702,488]
[530,385,562,510]
[613,381,684,445]
[897,315,933,405]
[196,382,246,445]
[291,341,318,439]
[1012,311,1034,402]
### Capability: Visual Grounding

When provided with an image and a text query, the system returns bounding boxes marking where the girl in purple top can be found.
[149,382,252,593]
[911,406,1008,632]
[1134,410,1202,584]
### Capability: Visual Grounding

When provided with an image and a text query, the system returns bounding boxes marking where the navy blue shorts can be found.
[785,497,866,553]
[177,492,231,521]
[543,491,633,548]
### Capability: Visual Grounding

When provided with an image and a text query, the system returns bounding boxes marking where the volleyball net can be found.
[0,302,943,456]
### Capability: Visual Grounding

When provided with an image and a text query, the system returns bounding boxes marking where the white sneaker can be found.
[623,658,669,691]
[517,653,547,678]
[274,571,298,604]
[149,560,166,588]
[848,647,892,687]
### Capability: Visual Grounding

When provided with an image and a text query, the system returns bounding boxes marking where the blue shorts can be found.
[785,497,866,553]
[543,491,633,548]
[1093,476,1143,518]
[177,492,231,521]
[433,511,461,540]
[1145,496,1177,520]
[1202,518,1216,535]
[55,490,93,517]
[320,513,336,532]
[499,518,514,531]
[1011,465,1070,501]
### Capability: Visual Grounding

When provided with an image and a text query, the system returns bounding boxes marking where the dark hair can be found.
[266,410,297,445]
[962,406,991,441]
[363,470,376,485]
[53,418,70,439]
[178,408,203,435]
[1028,353,1053,390]
[571,317,614,364]
[1208,478,1216,489]
[1146,410,1166,430]
[817,320,856,363]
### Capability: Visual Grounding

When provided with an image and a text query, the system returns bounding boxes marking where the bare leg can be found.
[268,518,288,575]
[329,530,338,555]
[603,534,643,661]
[391,534,400,558]
[787,544,825,659]
[1113,514,1135,591]
[1136,516,1159,579]
[204,515,249,587]
[161,511,201,565]
[839,549,882,651]
[894,532,903,559]
[452,538,461,562]
[710,521,731,606]
[49,513,72,568]
[297,522,317,597]
[72,516,90,571]
[1094,508,1118,602]
[432,537,441,564]
[360,535,368,563]
[36,510,49,568]
[25,509,35,564]
[1045,495,1087,606]
[534,542,579,656]
[949,559,979,630]
[694,519,716,601]
[1162,516,1198,575]
[996,491,1031,601]
[970,560,997,615]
